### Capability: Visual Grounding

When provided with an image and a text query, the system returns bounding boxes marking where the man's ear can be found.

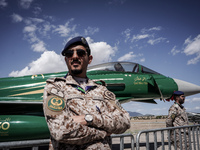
[64,57,68,65]
[65,57,67,62]
[88,55,93,64]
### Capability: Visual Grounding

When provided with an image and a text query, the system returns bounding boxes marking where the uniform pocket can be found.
[67,95,87,115]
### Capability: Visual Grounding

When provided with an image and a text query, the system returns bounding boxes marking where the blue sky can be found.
[1,0,200,115]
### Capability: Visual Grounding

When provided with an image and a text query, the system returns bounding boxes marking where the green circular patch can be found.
[47,96,66,112]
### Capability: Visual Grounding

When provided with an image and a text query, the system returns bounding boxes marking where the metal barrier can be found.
[136,124,200,150]
[112,133,135,150]
[0,125,199,150]
[0,134,134,150]
[0,139,49,150]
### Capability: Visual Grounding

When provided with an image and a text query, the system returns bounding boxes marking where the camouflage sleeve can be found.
[90,90,130,134]
[166,105,176,127]
[43,83,107,145]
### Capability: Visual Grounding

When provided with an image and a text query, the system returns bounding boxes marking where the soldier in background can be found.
[166,91,189,150]
[43,36,130,150]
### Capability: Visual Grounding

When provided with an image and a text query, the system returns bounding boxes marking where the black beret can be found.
[62,36,91,56]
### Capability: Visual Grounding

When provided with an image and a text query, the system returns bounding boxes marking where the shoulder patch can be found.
[46,77,66,83]
[54,77,66,82]
[171,114,176,120]
[47,96,66,112]
[104,90,115,100]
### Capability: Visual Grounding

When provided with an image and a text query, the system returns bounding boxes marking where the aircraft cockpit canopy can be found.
[88,62,161,75]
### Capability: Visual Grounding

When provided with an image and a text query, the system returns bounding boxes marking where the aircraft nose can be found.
[173,78,200,96]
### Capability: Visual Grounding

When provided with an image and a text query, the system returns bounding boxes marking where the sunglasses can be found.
[65,49,87,58]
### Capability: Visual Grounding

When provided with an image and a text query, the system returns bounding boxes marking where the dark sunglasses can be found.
[65,49,87,58]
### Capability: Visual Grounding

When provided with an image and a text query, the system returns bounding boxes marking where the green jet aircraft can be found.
[0,61,200,142]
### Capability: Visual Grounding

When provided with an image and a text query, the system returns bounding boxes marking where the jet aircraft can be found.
[0,61,200,142]
[187,112,200,124]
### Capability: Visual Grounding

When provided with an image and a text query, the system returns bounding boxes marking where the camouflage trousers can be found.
[170,130,189,150]
[49,136,112,150]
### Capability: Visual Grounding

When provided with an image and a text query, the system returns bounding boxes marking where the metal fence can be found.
[0,134,134,150]
[0,124,199,150]
[112,133,135,150]
[136,124,200,150]
[0,139,49,150]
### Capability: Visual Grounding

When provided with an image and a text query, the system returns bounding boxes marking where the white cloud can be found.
[117,52,144,62]
[148,37,166,45]
[33,6,42,16]
[194,106,200,110]
[122,26,167,47]
[31,41,47,52]
[9,51,66,77]
[84,27,99,35]
[53,19,76,37]
[170,46,181,56]
[183,34,200,65]
[15,17,77,53]
[11,13,23,23]
[87,37,116,65]
[0,0,7,8]
[39,23,54,37]
[152,107,168,112]
[141,26,162,33]
[28,17,44,24]
[187,97,200,103]
[23,24,48,52]
[118,52,136,61]
[23,25,36,33]
[140,58,145,62]
[122,28,131,43]
[192,97,200,102]
[23,25,38,44]
[24,17,54,38]
[19,0,34,9]
[8,37,117,77]
[131,34,149,42]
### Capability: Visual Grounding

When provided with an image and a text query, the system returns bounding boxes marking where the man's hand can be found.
[72,115,112,136]
[72,115,87,125]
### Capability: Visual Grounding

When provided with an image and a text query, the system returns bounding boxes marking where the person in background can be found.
[166,91,189,150]
[43,36,130,150]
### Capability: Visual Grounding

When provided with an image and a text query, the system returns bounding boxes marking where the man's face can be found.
[178,95,185,104]
[65,45,93,78]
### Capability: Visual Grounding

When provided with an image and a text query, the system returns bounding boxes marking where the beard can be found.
[70,59,83,75]
[179,99,184,104]
[71,69,83,75]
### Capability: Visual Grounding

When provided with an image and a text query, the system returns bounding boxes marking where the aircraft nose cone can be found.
[173,78,200,96]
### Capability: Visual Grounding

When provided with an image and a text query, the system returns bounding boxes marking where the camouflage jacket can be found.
[43,74,130,150]
[166,103,189,128]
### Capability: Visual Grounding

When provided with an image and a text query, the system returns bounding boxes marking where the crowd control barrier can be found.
[136,124,200,150]
[0,124,199,150]
[0,134,134,150]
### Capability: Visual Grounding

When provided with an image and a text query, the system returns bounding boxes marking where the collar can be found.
[174,102,184,109]
[64,73,98,94]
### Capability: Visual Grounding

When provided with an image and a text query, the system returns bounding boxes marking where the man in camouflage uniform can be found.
[43,36,130,150]
[166,91,189,150]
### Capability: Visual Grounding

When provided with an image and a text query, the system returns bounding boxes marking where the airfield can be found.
[127,118,166,134]
[112,118,199,150]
